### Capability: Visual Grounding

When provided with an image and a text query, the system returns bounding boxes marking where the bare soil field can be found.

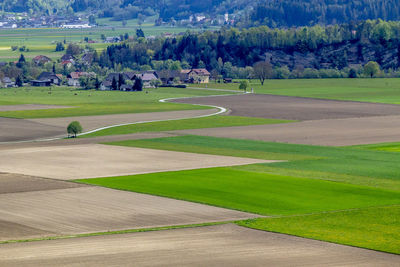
[173,94,400,120]
[0,220,55,241]
[29,108,220,132]
[0,187,257,241]
[0,144,273,180]
[174,115,400,146]
[0,173,84,194]
[0,117,64,142]
[1,224,397,266]
[0,108,218,143]
[0,104,72,111]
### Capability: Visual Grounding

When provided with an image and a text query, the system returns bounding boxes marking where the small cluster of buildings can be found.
[1,49,211,89]
[0,13,92,29]
[100,68,210,90]
[0,77,15,87]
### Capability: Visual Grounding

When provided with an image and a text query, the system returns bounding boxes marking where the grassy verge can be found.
[105,135,400,190]
[238,205,400,254]
[352,142,400,152]
[0,87,236,118]
[82,116,293,138]
[190,78,400,104]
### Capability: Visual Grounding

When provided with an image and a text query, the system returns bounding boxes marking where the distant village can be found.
[0,52,212,91]
[0,11,234,29]
[0,13,94,29]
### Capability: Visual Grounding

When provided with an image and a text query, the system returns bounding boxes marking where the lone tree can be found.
[67,121,83,138]
[253,61,273,85]
[239,80,249,92]
[363,61,380,78]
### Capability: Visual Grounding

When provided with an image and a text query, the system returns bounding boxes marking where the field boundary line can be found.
[0,220,240,245]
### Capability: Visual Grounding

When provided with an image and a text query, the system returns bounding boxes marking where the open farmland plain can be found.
[0,20,199,61]
[0,79,400,265]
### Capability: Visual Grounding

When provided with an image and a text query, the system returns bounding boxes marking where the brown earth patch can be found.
[0,144,274,180]
[0,224,398,266]
[0,220,55,241]
[174,115,400,146]
[0,187,257,241]
[173,94,400,120]
[0,173,84,194]
[0,104,72,112]
[0,118,64,142]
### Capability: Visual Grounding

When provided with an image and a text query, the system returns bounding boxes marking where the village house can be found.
[186,69,210,83]
[104,36,122,43]
[100,73,130,90]
[138,71,159,88]
[61,23,91,29]
[1,77,15,88]
[31,72,62,87]
[61,60,74,68]
[67,72,95,87]
[61,54,75,62]
[31,80,52,87]
[33,55,51,66]
[81,53,94,65]
[100,72,149,91]
[156,70,181,85]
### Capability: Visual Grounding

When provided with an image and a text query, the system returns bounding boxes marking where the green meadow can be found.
[190,78,400,104]
[106,135,400,190]
[0,86,236,118]
[79,167,400,216]
[77,135,400,253]
[238,206,400,254]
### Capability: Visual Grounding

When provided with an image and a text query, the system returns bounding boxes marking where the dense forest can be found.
[240,0,400,27]
[3,0,400,27]
[96,20,400,72]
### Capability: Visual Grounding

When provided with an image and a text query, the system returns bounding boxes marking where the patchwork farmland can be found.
[0,80,399,265]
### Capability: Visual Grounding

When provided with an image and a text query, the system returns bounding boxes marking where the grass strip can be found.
[352,142,400,152]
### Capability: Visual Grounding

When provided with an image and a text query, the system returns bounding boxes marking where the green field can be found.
[83,135,400,253]
[238,206,400,254]
[106,135,400,190]
[82,116,293,137]
[0,87,237,118]
[78,168,400,216]
[190,78,400,104]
